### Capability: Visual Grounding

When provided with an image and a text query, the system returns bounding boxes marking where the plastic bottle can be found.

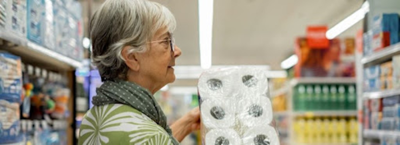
[338,85,346,110]
[322,85,331,110]
[322,117,330,143]
[296,118,306,143]
[306,85,314,110]
[314,117,323,144]
[349,117,358,144]
[330,85,338,110]
[338,117,347,143]
[297,85,306,111]
[329,118,339,144]
[314,85,322,110]
[306,118,315,144]
[347,85,357,110]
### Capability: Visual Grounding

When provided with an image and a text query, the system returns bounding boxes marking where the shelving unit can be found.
[361,42,400,67]
[293,111,358,117]
[363,89,400,99]
[272,78,358,145]
[0,31,83,145]
[0,31,83,70]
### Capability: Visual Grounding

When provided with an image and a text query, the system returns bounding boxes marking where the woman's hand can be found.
[170,107,201,142]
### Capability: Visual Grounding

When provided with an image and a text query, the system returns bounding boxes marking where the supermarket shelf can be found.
[363,89,400,99]
[363,130,400,139]
[291,78,357,85]
[293,111,357,117]
[296,144,355,145]
[0,31,83,70]
[361,42,400,67]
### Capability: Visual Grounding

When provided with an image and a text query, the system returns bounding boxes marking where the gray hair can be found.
[90,0,176,81]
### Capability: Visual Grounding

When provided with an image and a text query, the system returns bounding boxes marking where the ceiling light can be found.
[281,54,298,69]
[82,37,91,49]
[198,0,214,69]
[326,1,369,39]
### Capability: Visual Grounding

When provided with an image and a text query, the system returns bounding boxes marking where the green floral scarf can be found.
[92,79,179,145]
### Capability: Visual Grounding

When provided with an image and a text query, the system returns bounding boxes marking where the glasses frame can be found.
[149,33,175,53]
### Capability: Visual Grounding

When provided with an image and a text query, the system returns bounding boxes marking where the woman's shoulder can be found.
[78,104,172,145]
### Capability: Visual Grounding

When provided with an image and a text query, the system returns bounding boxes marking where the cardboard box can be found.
[393,55,400,89]
[364,66,381,92]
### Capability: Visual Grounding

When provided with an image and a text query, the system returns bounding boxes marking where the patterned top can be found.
[78,104,173,145]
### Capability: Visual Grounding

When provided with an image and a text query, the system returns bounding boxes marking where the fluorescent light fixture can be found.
[281,54,298,69]
[198,0,214,69]
[326,1,369,39]
[160,85,169,91]
[82,37,91,49]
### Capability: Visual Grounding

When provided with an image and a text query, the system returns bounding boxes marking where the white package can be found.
[236,67,269,97]
[205,129,241,145]
[242,126,279,145]
[198,67,277,145]
[5,0,27,37]
[237,96,273,126]
[201,99,235,129]
[198,68,237,100]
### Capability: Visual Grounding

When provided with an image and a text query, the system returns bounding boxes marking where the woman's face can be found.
[139,27,182,87]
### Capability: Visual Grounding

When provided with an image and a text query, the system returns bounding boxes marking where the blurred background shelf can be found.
[291,78,357,85]
[363,89,400,99]
[363,130,400,139]
[293,111,358,117]
[361,42,400,67]
[0,31,83,70]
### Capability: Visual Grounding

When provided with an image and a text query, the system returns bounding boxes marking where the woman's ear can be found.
[121,46,140,71]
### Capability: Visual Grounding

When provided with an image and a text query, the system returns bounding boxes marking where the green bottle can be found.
[338,85,346,110]
[322,85,330,110]
[297,85,306,111]
[330,85,338,110]
[347,85,357,110]
[306,85,314,110]
[314,85,322,110]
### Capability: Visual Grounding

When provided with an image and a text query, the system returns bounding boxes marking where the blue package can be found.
[27,0,44,45]
[364,31,373,56]
[364,66,381,92]
[0,53,22,144]
[374,13,400,45]
[383,96,400,106]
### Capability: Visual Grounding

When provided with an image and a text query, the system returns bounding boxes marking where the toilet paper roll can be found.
[236,67,268,96]
[237,96,273,126]
[198,68,236,100]
[205,129,241,145]
[201,99,235,129]
[242,126,279,145]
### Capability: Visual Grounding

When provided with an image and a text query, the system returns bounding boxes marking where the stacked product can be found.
[198,67,279,145]
[364,13,400,55]
[0,0,27,37]
[294,117,358,144]
[0,52,23,144]
[364,54,400,92]
[25,0,84,61]
[294,84,357,111]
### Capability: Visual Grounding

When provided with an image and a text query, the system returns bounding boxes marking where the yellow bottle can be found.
[338,117,347,143]
[321,117,330,143]
[329,117,339,143]
[306,118,315,144]
[296,117,306,143]
[314,117,323,144]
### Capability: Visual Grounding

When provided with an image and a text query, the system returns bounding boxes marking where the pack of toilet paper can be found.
[198,67,279,145]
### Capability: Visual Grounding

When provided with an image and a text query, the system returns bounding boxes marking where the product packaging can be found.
[0,52,22,144]
[364,30,373,56]
[27,0,44,45]
[372,13,400,52]
[380,61,393,90]
[52,0,68,57]
[42,0,55,49]
[0,0,7,29]
[393,55,400,89]
[364,66,381,92]
[198,67,278,145]
[5,0,27,37]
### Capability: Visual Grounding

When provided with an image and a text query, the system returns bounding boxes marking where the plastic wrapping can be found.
[198,67,278,145]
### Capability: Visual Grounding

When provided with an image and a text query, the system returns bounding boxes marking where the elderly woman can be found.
[78,0,200,144]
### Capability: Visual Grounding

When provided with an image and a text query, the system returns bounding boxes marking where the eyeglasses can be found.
[149,33,175,53]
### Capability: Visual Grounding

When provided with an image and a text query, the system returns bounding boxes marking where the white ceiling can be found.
[81,0,364,86]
